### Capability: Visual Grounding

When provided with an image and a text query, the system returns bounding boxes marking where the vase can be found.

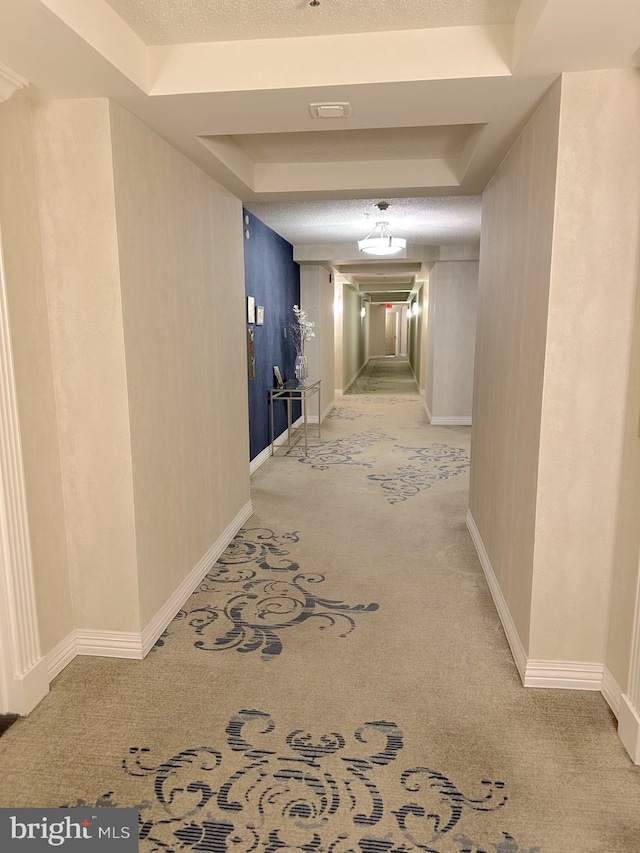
[294,354,308,380]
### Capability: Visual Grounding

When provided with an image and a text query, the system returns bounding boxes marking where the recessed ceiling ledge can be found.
[40,0,149,92]
[147,25,513,96]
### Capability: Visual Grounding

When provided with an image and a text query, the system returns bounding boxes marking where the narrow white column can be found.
[0,226,48,714]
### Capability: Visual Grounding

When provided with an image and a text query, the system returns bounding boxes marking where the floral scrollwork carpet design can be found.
[326,406,371,421]
[346,360,386,393]
[63,709,540,853]
[368,445,470,505]
[154,529,379,661]
[286,430,397,470]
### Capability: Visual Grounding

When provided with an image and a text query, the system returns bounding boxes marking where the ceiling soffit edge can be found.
[0,61,28,102]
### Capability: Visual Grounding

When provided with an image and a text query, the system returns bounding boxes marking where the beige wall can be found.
[398,306,408,357]
[363,301,370,362]
[607,266,640,690]
[31,99,141,633]
[342,285,365,390]
[368,304,386,357]
[109,102,251,628]
[530,69,640,662]
[471,70,640,666]
[0,94,73,654]
[408,288,422,382]
[427,261,478,419]
[418,281,429,393]
[470,79,561,652]
[0,94,253,654]
[318,268,335,413]
[301,265,334,414]
[333,281,343,392]
[319,269,334,415]
[425,278,436,411]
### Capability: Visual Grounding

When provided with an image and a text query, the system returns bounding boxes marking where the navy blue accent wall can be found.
[243,209,300,460]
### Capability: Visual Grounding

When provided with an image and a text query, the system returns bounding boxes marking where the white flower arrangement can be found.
[290,304,316,356]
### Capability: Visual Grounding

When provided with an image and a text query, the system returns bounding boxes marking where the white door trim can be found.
[0,224,48,714]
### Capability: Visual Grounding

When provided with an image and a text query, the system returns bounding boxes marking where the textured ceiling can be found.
[245,197,482,245]
[104,0,522,44]
[223,125,474,164]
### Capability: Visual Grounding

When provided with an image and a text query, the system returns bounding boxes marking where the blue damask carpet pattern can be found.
[7,360,605,851]
[326,406,376,420]
[346,359,386,393]
[63,709,539,853]
[368,445,470,505]
[154,529,379,661]
[286,430,397,470]
[284,430,469,506]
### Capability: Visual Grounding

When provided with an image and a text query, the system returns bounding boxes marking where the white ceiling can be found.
[103,0,523,44]
[246,197,482,245]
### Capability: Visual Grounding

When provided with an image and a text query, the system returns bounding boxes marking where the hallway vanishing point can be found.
[0,358,638,851]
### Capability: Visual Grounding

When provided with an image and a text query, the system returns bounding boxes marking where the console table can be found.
[269,379,321,457]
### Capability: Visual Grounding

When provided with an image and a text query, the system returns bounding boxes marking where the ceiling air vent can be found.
[309,102,352,119]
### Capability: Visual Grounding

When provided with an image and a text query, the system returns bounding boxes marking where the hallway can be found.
[346,356,418,396]
[0,362,638,851]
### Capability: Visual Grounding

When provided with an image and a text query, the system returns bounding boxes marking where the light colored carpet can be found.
[0,357,638,852]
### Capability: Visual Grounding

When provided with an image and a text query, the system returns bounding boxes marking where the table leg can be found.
[303,391,308,456]
[318,385,322,439]
[270,394,274,456]
[287,398,292,446]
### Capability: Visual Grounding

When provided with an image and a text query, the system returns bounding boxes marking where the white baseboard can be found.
[618,694,640,764]
[466,509,527,681]
[2,657,50,715]
[250,421,303,474]
[334,389,344,397]
[45,631,77,680]
[43,501,254,676]
[76,630,144,659]
[524,660,603,690]
[430,415,472,426]
[466,509,625,701]
[140,499,253,654]
[343,375,357,394]
[343,359,369,394]
[602,665,623,718]
[307,400,335,424]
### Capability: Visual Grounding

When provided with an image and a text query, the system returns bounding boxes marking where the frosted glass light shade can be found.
[358,221,406,256]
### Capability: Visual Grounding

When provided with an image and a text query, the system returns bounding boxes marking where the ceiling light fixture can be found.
[358,202,406,256]
[358,222,406,256]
